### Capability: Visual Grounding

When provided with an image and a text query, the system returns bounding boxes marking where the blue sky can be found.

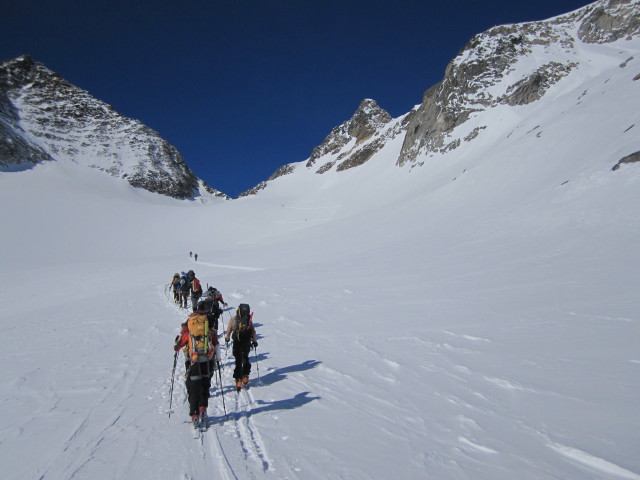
[1,0,591,197]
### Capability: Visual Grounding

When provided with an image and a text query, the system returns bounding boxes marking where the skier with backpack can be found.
[225,304,258,391]
[174,300,221,427]
[201,286,228,330]
[179,271,190,309]
[189,270,202,312]
[170,273,181,304]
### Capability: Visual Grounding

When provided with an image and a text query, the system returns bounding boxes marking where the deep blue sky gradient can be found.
[1,0,591,197]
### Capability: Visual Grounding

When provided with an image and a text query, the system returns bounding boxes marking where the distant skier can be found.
[179,271,190,309]
[189,251,192,258]
[202,286,228,330]
[194,253,198,261]
[189,270,203,312]
[170,273,181,303]
[225,304,258,391]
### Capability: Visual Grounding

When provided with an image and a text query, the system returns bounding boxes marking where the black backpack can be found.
[234,304,252,340]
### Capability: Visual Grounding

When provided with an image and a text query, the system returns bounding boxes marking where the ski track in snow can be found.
[165,295,280,480]
[548,443,640,480]
[196,261,264,272]
[203,374,277,479]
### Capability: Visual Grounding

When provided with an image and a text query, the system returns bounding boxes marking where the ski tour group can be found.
[167,266,259,433]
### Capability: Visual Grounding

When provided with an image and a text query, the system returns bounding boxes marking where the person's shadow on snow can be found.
[207,360,322,425]
[244,391,320,418]
[257,359,321,387]
[206,391,320,427]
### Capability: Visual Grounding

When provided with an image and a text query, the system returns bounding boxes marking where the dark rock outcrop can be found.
[612,151,640,170]
[306,99,392,170]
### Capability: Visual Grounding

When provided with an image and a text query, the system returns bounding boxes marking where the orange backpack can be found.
[187,312,210,362]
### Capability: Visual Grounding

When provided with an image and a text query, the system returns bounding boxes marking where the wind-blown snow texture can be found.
[1,2,640,480]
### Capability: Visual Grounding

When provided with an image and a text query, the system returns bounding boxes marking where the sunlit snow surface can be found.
[1,19,640,480]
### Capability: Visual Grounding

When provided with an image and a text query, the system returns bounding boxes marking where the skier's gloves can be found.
[252,341,258,348]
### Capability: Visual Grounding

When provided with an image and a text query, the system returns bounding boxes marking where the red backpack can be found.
[192,277,202,294]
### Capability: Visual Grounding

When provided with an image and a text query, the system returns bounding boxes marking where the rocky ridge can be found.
[398,0,640,167]
[248,0,639,194]
[0,56,226,200]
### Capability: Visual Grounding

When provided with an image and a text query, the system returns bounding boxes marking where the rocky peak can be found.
[306,98,391,168]
[0,56,226,200]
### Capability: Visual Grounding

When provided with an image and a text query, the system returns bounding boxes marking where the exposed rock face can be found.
[306,99,392,171]
[500,62,578,106]
[397,0,640,167]
[0,86,52,166]
[612,150,640,170]
[578,0,640,43]
[0,56,226,200]
[237,164,296,197]
[237,181,268,198]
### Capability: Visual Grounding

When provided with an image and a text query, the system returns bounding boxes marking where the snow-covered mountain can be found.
[1,1,640,479]
[0,55,226,200]
[248,0,639,195]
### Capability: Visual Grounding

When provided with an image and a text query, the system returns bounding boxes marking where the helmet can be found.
[173,273,179,278]
[188,270,195,277]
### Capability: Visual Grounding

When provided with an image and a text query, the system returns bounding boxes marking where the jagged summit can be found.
[305,98,393,172]
[236,98,400,197]
[0,55,227,200]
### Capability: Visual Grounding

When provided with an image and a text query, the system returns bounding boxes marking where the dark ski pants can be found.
[232,340,252,380]
[185,361,212,415]
[180,291,189,308]
[190,294,201,312]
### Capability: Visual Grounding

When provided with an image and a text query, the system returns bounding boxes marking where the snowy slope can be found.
[1,5,640,480]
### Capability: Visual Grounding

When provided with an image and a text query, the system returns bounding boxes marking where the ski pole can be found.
[253,345,260,383]
[213,360,220,389]
[220,309,227,338]
[217,360,227,417]
[168,350,178,417]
